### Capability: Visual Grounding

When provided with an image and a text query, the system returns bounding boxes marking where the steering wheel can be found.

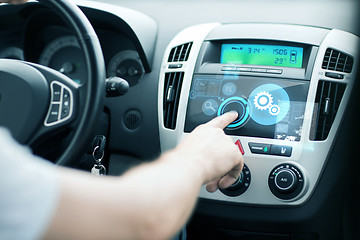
[0,0,105,166]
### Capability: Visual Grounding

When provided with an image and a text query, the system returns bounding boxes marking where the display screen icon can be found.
[249,84,290,126]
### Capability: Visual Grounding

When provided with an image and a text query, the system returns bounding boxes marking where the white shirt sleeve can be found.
[0,128,60,240]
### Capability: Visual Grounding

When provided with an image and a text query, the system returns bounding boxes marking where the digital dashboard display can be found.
[185,75,309,141]
[221,44,304,68]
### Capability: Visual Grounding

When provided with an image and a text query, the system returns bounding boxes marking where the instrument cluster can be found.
[0,20,144,87]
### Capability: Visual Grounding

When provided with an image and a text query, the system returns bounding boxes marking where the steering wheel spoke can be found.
[0,0,105,166]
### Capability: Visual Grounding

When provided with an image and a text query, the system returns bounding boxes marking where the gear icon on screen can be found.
[254,91,273,110]
[269,104,280,116]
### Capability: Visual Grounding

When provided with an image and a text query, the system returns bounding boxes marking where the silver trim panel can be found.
[158,23,359,205]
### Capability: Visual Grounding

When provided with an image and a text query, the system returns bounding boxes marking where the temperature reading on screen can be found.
[221,44,304,68]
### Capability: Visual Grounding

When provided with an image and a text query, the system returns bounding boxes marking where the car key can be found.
[91,145,106,175]
[91,162,106,176]
[90,136,107,176]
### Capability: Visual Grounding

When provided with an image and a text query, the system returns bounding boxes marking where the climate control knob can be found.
[220,164,251,197]
[268,163,304,200]
[274,168,298,193]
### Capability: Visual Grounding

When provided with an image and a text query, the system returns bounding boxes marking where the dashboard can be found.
[1,0,360,240]
[158,23,359,206]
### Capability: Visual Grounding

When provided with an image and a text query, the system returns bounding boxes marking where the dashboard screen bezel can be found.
[194,39,317,81]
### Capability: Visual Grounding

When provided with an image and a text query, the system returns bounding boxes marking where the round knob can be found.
[274,169,298,193]
[217,96,250,129]
[220,164,251,197]
[227,171,245,190]
[268,163,305,200]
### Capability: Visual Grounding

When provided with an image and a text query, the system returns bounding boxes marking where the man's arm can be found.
[43,112,243,240]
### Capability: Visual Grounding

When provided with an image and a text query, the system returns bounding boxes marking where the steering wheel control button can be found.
[52,84,62,101]
[235,139,245,155]
[270,145,292,157]
[47,104,60,123]
[268,163,304,200]
[45,81,73,126]
[248,142,271,155]
[218,96,250,129]
[220,164,251,197]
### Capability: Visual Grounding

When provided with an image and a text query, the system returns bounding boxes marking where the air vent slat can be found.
[311,80,346,141]
[163,72,184,129]
[322,48,354,73]
[168,42,193,62]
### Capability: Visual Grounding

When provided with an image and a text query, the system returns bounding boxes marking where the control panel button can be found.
[270,145,292,157]
[236,67,252,72]
[221,66,237,71]
[325,72,344,79]
[168,63,183,69]
[218,96,250,129]
[249,142,292,157]
[274,169,297,192]
[220,164,251,197]
[248,142,271,154]
[235,139,245,155]
[268,163,304,200]
[266,68,283,74]
[251,68,267,73]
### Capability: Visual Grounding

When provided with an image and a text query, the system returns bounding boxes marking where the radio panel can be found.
[158,23,359,205]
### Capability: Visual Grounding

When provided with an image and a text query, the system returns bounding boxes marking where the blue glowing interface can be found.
[184,75,309,141]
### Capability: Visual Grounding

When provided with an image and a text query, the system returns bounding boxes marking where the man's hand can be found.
[175,111,244,192]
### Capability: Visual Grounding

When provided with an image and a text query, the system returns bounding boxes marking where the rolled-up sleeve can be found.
[0,128,60,240]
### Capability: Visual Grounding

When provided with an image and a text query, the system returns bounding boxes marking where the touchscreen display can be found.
[221,44,304,68]
[184,75,309,141]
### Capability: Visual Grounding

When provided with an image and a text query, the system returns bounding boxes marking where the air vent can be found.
[311,80,346,141]
[322,48,354,73]
[168,42,193,62]
[163,72,184,129]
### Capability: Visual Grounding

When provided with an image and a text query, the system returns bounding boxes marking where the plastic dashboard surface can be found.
[158,23,359,206]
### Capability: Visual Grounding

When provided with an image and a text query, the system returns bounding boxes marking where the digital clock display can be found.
[221,44,304,68]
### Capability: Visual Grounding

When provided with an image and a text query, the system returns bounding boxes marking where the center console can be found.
[158,23,359,205]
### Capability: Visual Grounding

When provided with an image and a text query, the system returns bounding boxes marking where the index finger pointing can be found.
[205,111,238,129]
